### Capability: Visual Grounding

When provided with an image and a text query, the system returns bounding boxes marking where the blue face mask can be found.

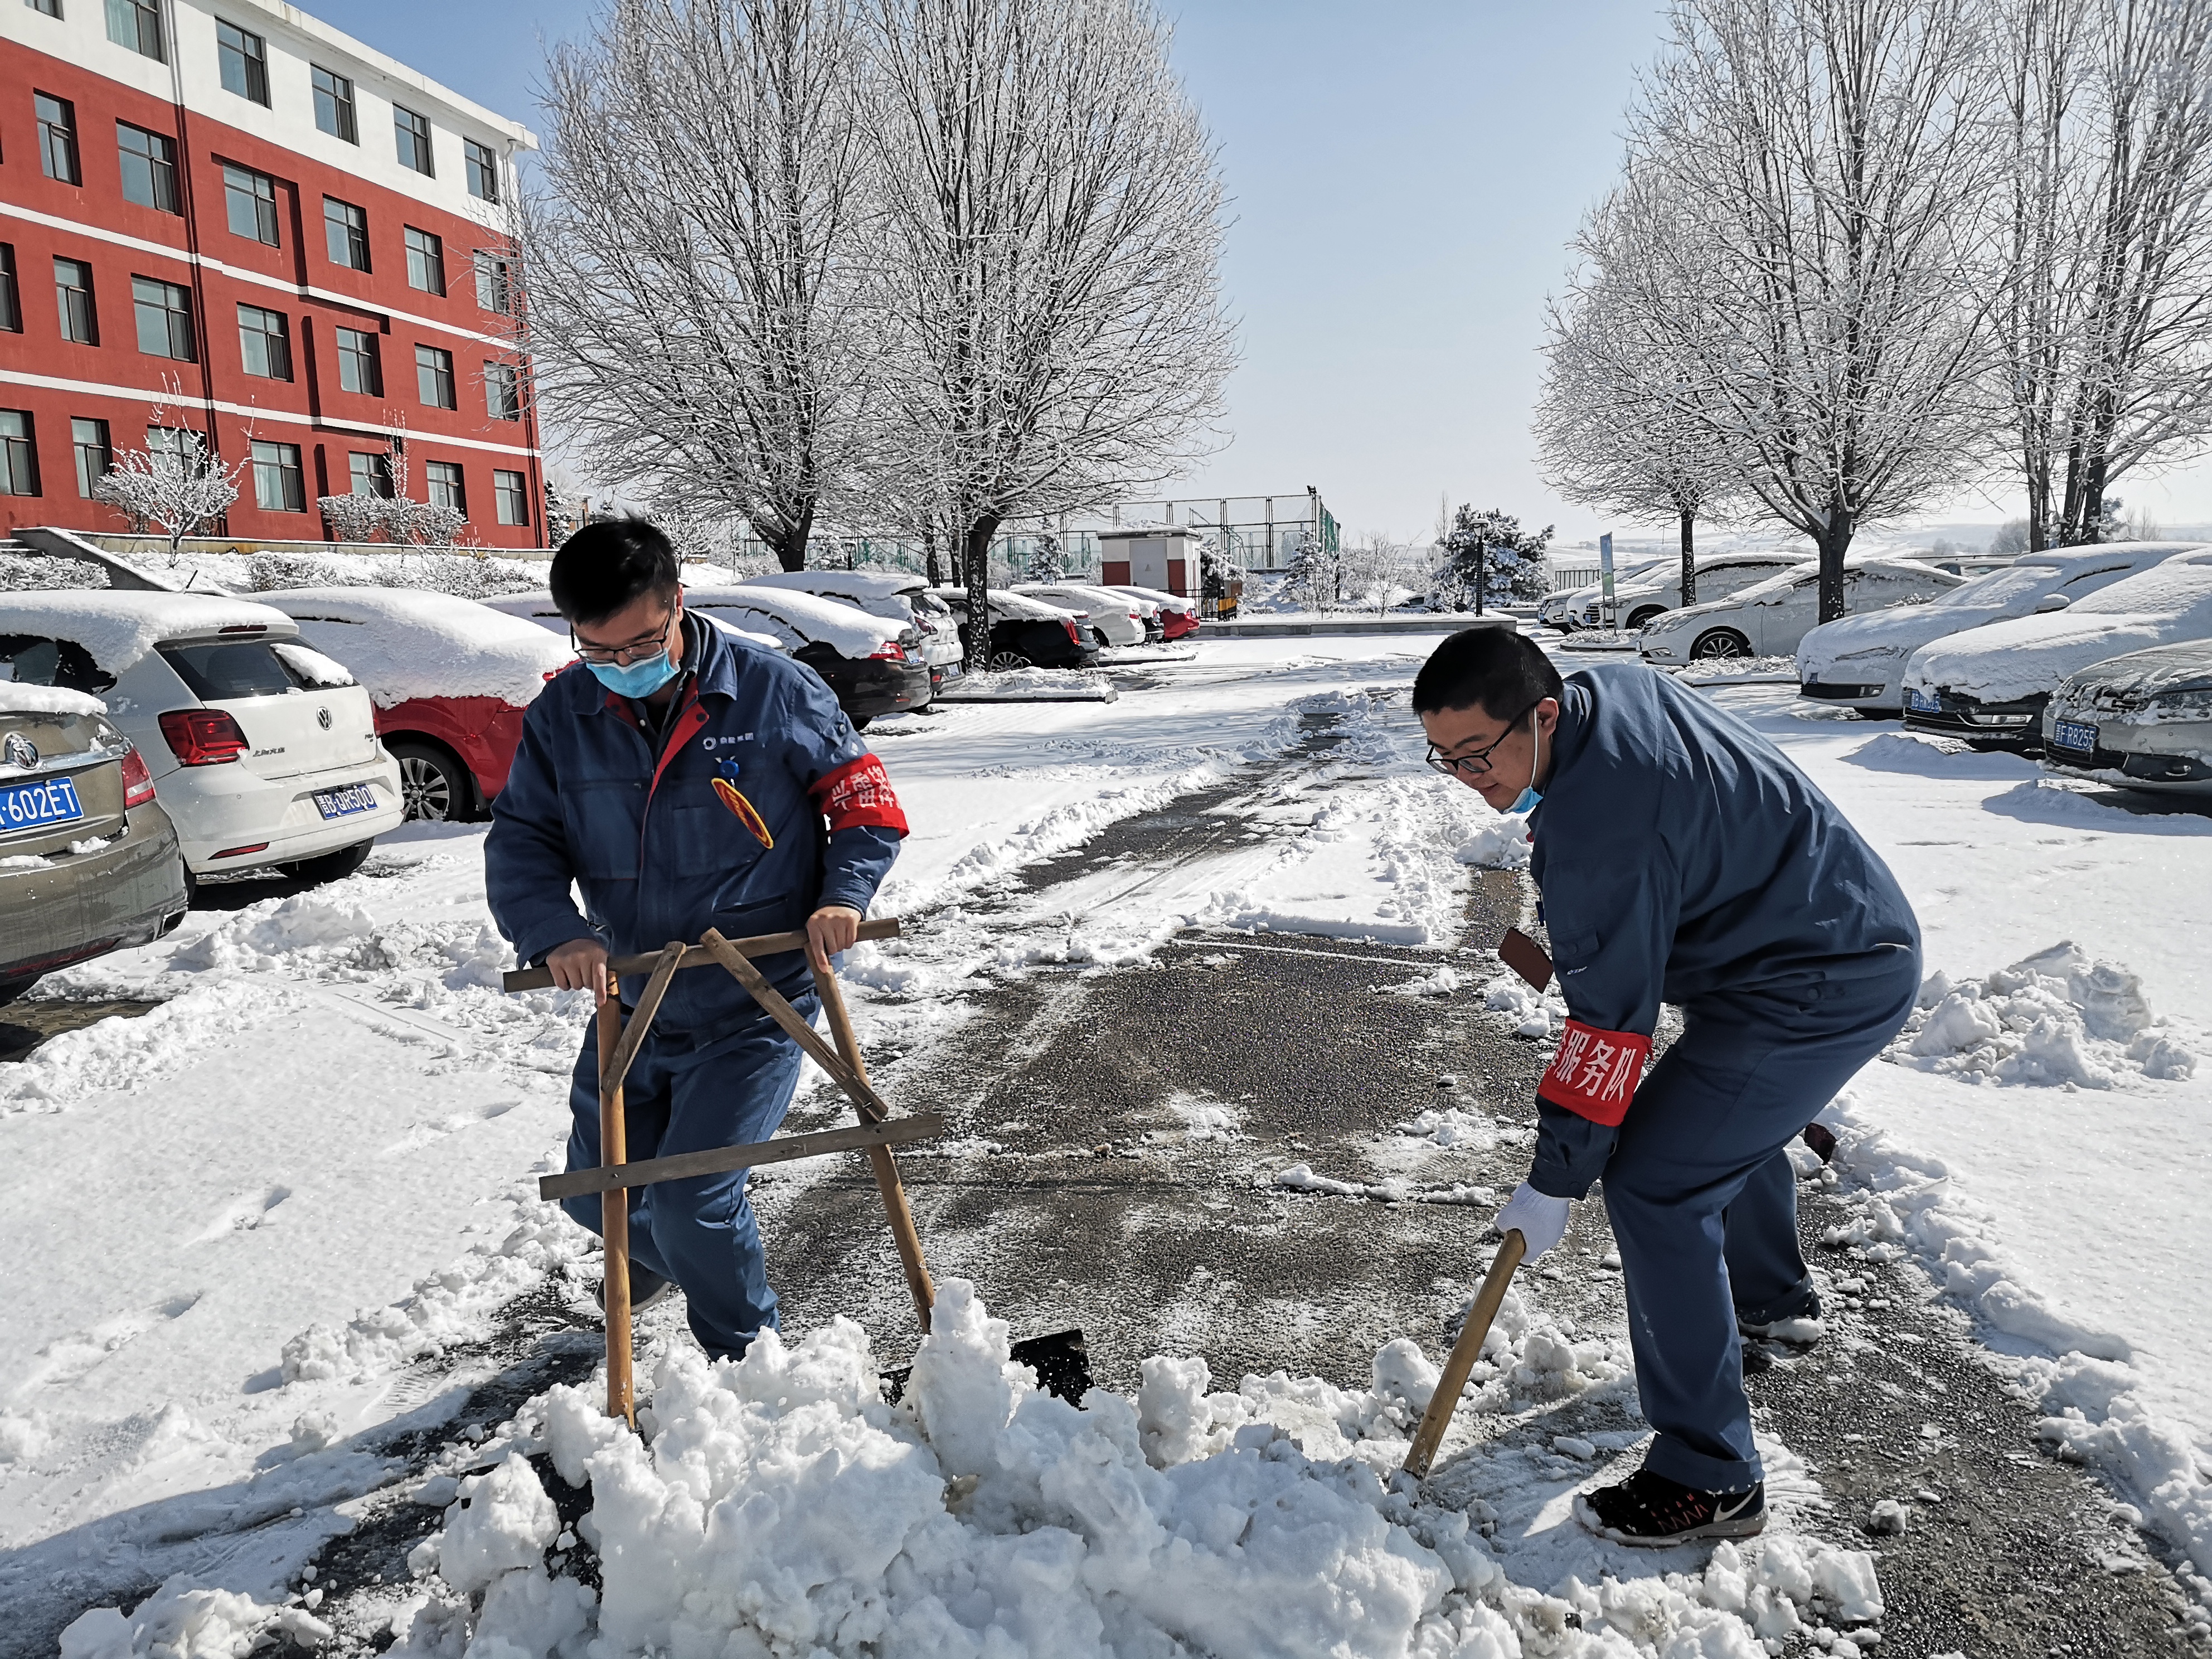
[587,651,680,700]
[1510,710,1549,816]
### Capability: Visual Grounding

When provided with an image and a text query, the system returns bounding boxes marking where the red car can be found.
[261,588,575,821]
[1105,584,1201,640]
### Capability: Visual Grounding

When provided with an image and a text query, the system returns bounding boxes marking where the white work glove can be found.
[1493,1182,1570,1262]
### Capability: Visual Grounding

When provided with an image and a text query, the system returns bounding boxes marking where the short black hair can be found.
[1411,627,1564,720]
[549,517,681,625]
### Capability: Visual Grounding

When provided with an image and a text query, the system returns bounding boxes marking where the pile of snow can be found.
[0,981,293,1114]
[1453,816,1531,870]
[1273,1164,1498,1207]
[935,668,1118,703]
[259,588,575,710]
[0,591,296,672]
[1392,1105,1498,1152]
[1889,943,2195,1088]
[0,682,106,718]
[0,552,111,591]
[1376,964,1467,997]
[1484,972,1565,1039]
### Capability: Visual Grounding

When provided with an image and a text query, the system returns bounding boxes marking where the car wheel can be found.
[282,841,373,886]
[1627,606,1666,629]
[1690,628,1752,660]
[390,740,473,823]
[989,651,1032,672]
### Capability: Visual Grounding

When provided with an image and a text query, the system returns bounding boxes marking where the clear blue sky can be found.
[314,0,2212,546]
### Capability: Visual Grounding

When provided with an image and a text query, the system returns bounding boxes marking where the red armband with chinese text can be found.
[1534,1019,1652,1127]
[809,754,909,836]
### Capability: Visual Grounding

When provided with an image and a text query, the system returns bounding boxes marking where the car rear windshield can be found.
[159,640,313,701]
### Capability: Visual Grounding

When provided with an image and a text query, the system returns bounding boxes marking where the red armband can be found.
[1534,1019,1652,1127]
[810,754,909,836]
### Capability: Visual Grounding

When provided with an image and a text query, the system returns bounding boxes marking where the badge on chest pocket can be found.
[710,757,775,850]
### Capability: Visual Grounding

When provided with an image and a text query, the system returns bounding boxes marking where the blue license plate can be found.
[0,775,84,833]
[1906,686,1942,714]
[2052,719,2098,754]
[313,782,377,820]
[938,663,962,681]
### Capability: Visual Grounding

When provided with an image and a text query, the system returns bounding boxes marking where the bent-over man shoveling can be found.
[486,518,908,1361]
[1415,628,1919,1545]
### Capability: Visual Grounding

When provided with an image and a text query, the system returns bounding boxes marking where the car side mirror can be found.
[2035,592,2072,613]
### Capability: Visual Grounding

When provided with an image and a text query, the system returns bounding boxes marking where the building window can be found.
[324,197,370,271]
[335,326,382,395]
[473,251,513,314]
[104,0,162,60]
[415,345,455,409]
[71,418,113,499]
[251,440,304,512]
[312,66,357,143]
[36,93,80,185]
[424,459,465,517]
[237,304,291,380]
[404,227,445,296]
[0,246,18,333]
[28,0,64,18]
[494,469,528,527]
[464,138,500,203]
[54,258,97,345]
[222,164,280,246]
[394,105,434,176]
[216,20,269,104]
[484,361,522,421]
[348,450,394,498]
[0,412,38,497]
[132,275,194,360]
[117,123,180,212]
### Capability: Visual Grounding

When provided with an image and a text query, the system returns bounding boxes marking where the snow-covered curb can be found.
[935,668,1119,702]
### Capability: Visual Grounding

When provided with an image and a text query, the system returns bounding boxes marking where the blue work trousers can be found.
[562,996,815,1360]
[1601,953,1918,1491]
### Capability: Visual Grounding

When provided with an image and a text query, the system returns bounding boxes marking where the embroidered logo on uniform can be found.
[710,757,775,850]
[1534,1018,1652,1127]
[809,753,909,836]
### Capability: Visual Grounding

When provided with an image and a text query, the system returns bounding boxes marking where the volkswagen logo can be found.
[317,707,333,730]
[2,733,36,769]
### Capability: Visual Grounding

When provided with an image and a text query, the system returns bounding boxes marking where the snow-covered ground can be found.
[3,629,2208,1656]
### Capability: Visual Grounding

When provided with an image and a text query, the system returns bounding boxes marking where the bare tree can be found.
[858,0,1236,670]
[1536,174,1734,605]
[94,390,242,559]
[1990,0,2212,548]
[1338,531,1414,615]
[523,0,874,571]
[1627,0,2002,621]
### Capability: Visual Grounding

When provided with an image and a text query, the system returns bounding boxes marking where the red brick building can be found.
[0,0,544,547]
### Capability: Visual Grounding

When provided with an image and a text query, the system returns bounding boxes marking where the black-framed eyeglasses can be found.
[1425,702,1538,779]
[572,605,678,667]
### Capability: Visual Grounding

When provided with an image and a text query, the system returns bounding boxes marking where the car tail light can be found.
[119,743,157,807]
[158,708,248,765]
[869,639,908,661]
[1063,620,1083,646]
[217,624,266,634]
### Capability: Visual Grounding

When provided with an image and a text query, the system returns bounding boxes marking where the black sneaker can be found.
[1738,1292,1823,1345]
[1574,1469,1767,1546]
[594,1263,676,1316]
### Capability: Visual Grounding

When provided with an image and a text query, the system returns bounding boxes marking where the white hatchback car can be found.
[1797,541,2204,716]
[1011,583,1149,647]
[738,569,966,686]
[0,591,402,884]
[1574,552,1806,630]
[1638,557,1965,663]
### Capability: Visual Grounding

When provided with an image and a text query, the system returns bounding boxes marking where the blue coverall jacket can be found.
[1520,663,1920,1491]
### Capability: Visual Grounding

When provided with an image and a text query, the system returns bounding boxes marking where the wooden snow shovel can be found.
[1401,1228,1527,1480]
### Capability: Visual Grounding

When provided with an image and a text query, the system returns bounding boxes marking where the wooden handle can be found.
[542,1113,944,1200]
[597,997,635,1427]
[696,930,896,1121]
[814,960,937,1334]
[1402,1230,1527,1479]
[501,917,903,992]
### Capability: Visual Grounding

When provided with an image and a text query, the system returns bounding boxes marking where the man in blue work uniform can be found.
[1415,628,1918,1545]
[487,520,906,1360]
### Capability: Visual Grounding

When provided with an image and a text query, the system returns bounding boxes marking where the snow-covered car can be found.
[1574,552,1806,632]
[1797,542,2204,717]
[1104,584,1200,641]
[682,584,931,727]
[1536,557,1667,631]
[1902,549,2212,748]
[926,588,1102,670]
[258,589,575,822]
[480,590,786,653]
[738,569,966,691]
[2039,639,2212,794]
[1011,584,1149,648]
[0,681,187,1001]
[1638,557,1965,663]
[0,593,403,885]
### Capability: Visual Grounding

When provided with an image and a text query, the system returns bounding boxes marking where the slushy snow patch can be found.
[1484,972,1565,1039]
[1890,943,2194,1088]
[1453,816,1531,870]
